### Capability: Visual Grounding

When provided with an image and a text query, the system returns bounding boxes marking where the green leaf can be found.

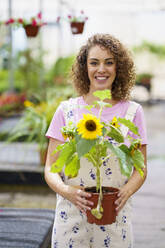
[119,144,130,154]
[133,163,144,177]
[107,125,124,143]
[102,127,107,136]
[132,149,145,169]
[51,142,75,173]
[91,208,103,219]
[76,138,97,158]
[118,117,140,136]
[93,90,111,100]
[84,105,95,111]
[64,154,80,178]
[106,142,131,177]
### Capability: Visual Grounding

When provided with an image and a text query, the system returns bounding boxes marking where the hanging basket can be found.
[85,186,119,225]
[24,24,40,37]
[70,22,85,35]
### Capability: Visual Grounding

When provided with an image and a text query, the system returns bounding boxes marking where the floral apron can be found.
[51,99,139,248]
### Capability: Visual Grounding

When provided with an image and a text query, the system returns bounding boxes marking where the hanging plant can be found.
[4,12,46,38]
[57,10,88,35]
[68,10,88,35]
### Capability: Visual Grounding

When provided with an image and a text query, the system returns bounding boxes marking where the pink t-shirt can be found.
[46,96,148,145]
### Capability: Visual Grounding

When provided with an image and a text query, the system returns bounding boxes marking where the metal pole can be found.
[8,0,14,92]
[57,0,63,58]
[38,0,44,89]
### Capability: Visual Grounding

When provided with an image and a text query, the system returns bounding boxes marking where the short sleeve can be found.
[128,105,148,145]
[45,103,65,142]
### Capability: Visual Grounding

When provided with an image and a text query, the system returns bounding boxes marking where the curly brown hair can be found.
[71,33,136,100]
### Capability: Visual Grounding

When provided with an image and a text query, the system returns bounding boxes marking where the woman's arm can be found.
[115,144,147,213]
[44,138,93,213]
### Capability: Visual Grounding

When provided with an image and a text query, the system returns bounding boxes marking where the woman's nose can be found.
[98,63,106,73]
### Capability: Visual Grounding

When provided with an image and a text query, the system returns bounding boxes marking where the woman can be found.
[45,34,147,248]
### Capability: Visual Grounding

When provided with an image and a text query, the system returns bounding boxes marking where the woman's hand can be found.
[115,185,132,215]
[64,185,94,214]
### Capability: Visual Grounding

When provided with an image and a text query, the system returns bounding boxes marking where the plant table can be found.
[0,208,55,248]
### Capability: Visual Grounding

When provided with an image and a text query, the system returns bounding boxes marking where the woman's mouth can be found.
[95,76,109,82]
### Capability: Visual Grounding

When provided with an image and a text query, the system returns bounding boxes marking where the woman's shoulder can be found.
[60,96,82,109]
[120,100,141,109]
[62,96,82,104]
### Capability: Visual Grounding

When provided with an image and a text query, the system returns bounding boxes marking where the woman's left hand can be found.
[115,185,132,215]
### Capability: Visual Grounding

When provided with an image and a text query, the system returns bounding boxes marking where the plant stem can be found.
[98,104,103,120]
[102,154,111,163]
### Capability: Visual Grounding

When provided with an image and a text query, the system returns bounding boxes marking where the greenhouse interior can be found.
[0,1,165,248]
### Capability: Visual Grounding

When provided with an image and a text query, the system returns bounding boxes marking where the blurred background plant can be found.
[5,84,75,164]
[133,40,165,60]
[0,92,26,117]
[45,55,75,85]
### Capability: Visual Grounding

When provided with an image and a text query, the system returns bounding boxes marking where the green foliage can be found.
[106,142,132,178]
[107,125,124,143]
[16,49,43,92]
[51,89,145,219]
[6,97,62,150]
[45,55,75,84]
[0,69,25,93]
[76,135,97,158]
[51,139,80,178]
[91,208,103,219]
[133,40,165,60]
[93,89,111,101]
[51,141,75,173]
[136,73,153,82]
[118,117,140,136]
[64,154,80,178]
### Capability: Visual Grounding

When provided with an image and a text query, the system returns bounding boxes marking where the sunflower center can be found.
[85,120,97,131]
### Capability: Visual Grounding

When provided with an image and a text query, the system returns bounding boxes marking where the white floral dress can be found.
[51,99,139,248]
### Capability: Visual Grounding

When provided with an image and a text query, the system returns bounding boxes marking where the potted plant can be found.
[68,10,88,34]
[0,92,26,117]
[51,90,145,225]
[58,10,88,35]
[136,73,153,93]
[4,12,46,37]
[7,97,62,165]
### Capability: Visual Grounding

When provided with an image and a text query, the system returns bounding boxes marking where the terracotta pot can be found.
[85,186,119,225]
[24,24,40,37]
[70,22,85,34]
[140,78,151,84]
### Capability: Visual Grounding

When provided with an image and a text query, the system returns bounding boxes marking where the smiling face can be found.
[87,45,116,93]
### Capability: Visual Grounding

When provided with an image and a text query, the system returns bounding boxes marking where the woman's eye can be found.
[90,62,97,65]
[106,61,113,65]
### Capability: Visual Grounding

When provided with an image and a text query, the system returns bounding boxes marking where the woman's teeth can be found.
[96,77,107,80]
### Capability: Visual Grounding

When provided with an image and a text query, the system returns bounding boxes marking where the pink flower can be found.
[18,18,23,24]
[68,15,72,19]
[37,12,42,19]
[31,18,37,26]
[5,18,15,25]
[80,10,84,14]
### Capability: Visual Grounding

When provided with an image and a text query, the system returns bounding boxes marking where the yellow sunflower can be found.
[110,116,120,128]
[77,114,103,140]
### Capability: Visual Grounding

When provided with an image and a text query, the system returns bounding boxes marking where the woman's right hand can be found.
[63,185,94,214]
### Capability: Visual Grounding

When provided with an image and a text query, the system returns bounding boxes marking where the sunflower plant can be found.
[51,90,145,219]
